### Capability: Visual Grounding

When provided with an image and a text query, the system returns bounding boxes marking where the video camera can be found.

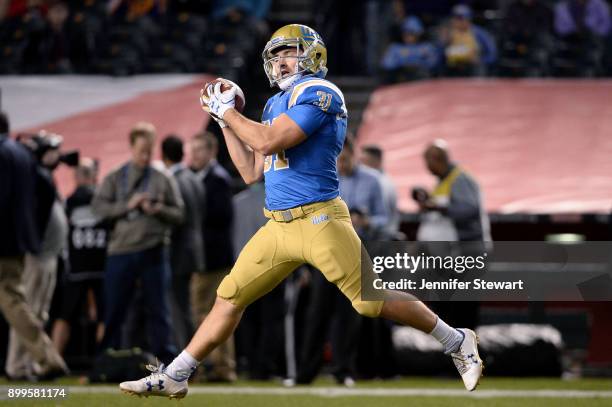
[411,186,430,204]
[17,130,79,169]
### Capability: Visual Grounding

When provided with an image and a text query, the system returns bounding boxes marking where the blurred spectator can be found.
[51,158,107,357]
[388,0,408,40]
[389,0,455,38]
[499,0,553,77]
[21,0,73,73]
[106,0,165,69]
[189,132,236,382]
[338,137,389,228]
[92,122,183,364]
[349,207,395,243]
[360,144,400,234]
[161,135,205,351]
[0,112,68,380]
[6,131,69,380]
[415,140,490,329]
[553,0,610,76]
[438,4,497,76]
[554,0,611,38]
[416,140,490,243]
[381,16,439,83]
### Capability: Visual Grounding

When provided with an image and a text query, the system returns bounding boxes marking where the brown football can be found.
[202,78,245,113]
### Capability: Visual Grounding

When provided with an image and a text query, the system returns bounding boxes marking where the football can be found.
[201,78,246,113]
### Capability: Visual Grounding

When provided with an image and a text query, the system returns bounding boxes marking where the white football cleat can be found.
[119,363,188,399]
[451,328,484,391]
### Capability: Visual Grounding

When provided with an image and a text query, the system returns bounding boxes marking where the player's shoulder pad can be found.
[288,78,347,116]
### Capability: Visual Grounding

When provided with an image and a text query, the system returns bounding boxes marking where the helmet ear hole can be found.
[315,52,322,59]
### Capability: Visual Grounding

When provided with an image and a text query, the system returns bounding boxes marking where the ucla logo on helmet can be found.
[299,25,323,44]
[299,26,315,41]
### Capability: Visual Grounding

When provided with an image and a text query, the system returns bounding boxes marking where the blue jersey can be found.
[261,76,348,210]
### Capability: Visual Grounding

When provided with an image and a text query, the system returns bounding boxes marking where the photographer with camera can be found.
[92,122,184,364]
[7,130,74,380]
[414,140,490,244]
[0,113,69,381]
[413,140,491,330]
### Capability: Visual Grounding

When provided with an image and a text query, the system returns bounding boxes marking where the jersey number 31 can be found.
[262,119,289,172]
[263,151,289,172]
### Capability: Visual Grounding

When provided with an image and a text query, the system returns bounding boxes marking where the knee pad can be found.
[352,299,383,318]
[216,275,243,306]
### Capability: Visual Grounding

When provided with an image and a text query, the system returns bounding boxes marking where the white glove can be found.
[200,87,227,128]
[207,81,236,120]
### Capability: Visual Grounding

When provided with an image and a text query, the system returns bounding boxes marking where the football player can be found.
[120,24,483,398]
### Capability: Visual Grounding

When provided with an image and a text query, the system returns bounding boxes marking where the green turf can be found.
[3,376,611,390]
[1,377,611,406]
[351,377,612,391]
[2,394,612,407]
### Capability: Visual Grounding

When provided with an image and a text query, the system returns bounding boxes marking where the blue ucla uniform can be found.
[261,76,348,210]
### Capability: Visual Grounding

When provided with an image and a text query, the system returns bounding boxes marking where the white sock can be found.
[165,350,199,381]
[429,317,464,354]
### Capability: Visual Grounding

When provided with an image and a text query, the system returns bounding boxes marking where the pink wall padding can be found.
[358,79,612,214]
[21,76,213,197]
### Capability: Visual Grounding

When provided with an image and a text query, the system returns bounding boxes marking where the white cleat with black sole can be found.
[119,363,188,399]
[451,328,484,391]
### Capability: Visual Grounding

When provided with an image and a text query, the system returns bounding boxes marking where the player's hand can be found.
[206,81,236,120]
[200,87,227,128]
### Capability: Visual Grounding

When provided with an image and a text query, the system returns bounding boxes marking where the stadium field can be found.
[2,377,611,406]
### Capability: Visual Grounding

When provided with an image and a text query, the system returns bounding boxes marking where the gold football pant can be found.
[217,197,383,318]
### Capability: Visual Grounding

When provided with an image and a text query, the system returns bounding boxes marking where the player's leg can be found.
[306,198,482,390]
[184,296,242,362]
[190,268,236,381]
[177,219,300,368]
[378,291,482,391]
[120,220,300,398]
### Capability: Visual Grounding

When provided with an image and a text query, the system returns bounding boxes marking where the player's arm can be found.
[223,110,306,156]
[221,125,266,184]
[202,80,307,156]
[223,84,343,155]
